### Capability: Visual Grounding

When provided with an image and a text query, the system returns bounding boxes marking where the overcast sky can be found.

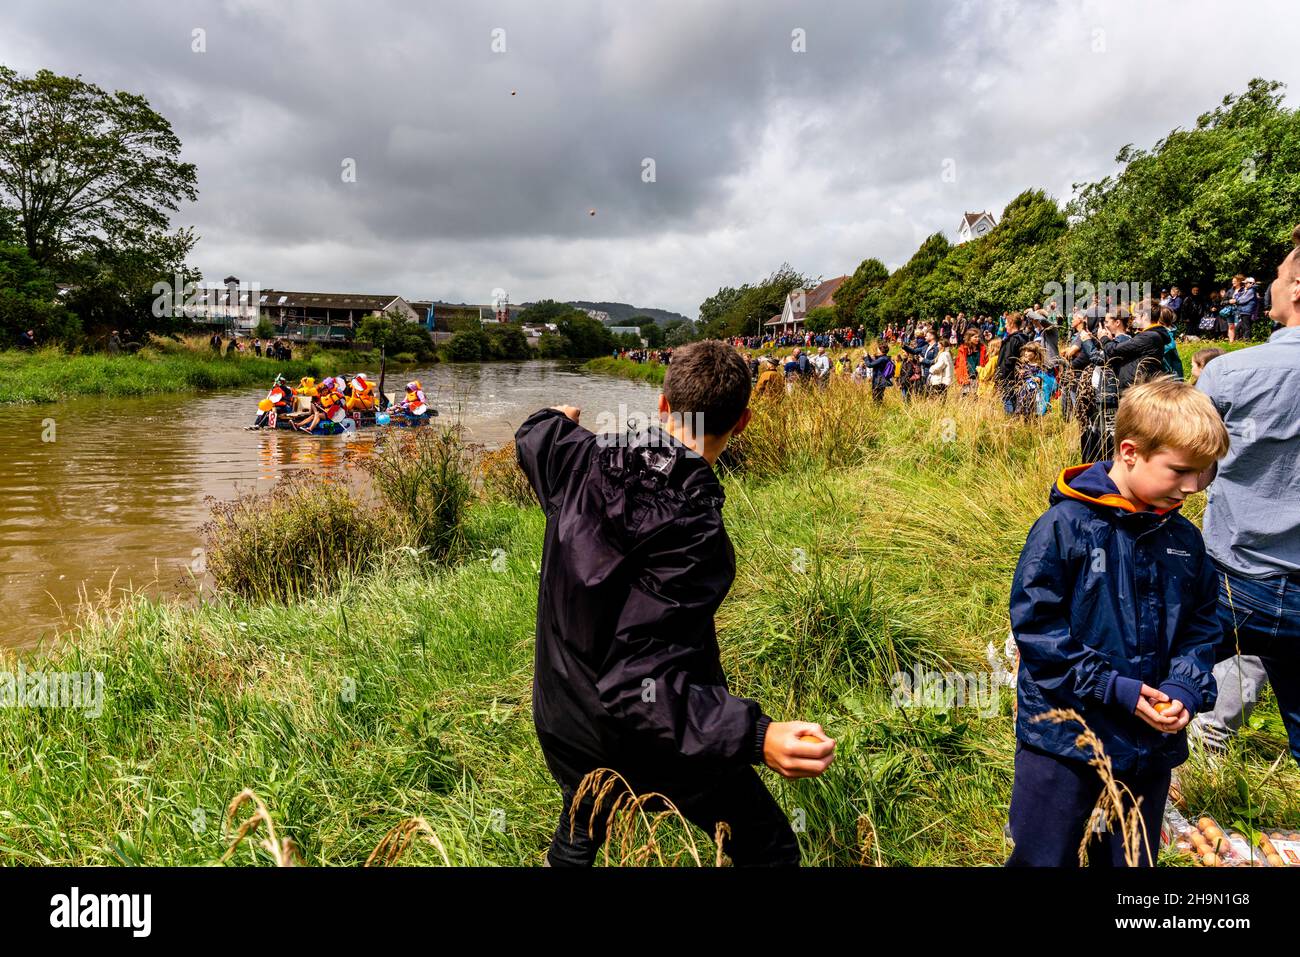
[3,0,1296,317]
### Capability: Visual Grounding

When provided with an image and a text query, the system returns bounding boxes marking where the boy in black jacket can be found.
[515,340,835,866]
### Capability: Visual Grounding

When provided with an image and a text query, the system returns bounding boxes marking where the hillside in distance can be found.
[564,301,692,327]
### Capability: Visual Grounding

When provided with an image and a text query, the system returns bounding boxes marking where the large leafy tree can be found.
[0,66,200,342]
[833,256,889,331]
[357,308,436,360]
[556,312,616,357]
[878,232,951,325]
[637,319,665,348]
[697,263,814,339]
[0,66,198,267]
[518,299,580,326]
[1062,78,1300,290]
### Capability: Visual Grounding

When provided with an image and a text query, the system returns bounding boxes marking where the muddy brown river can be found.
[2,359,661,649]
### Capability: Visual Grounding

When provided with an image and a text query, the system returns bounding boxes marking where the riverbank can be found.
[0,334,434,405]
[581,356,667,385]
[0,347,340,405]
[2,382,1294,865]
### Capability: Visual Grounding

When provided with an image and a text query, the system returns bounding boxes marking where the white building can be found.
[957,211,997,243]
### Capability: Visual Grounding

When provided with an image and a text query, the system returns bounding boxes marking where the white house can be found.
[957,211,996,243]
[763,275,849,335]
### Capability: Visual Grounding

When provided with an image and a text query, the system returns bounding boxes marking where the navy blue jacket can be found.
[1010,463,1220,775]
[865,353,893,385]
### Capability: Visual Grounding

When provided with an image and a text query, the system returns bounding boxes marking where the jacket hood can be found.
[597,424,725,510]
[1050,462,1180,517]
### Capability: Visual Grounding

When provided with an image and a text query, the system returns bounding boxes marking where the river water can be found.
[2,359,662,649]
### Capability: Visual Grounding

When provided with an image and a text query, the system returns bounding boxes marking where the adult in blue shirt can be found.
[1195,225,1300,766]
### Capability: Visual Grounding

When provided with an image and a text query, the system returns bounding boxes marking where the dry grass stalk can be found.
[221,789,302,866]
[1035,709,1149,866]
[857,815,877,866]
[365,816,452,867]
[572,768,715,867]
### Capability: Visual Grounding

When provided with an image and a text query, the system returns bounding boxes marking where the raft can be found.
[252,407,436,434]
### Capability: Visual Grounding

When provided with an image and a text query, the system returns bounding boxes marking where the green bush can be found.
[485,325,531,360]
[447,329,487,362]
[363,427,474,561]
[537,331,569,358]
[202,470,395,603]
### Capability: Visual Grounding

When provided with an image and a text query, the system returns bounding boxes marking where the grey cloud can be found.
[1,0,1297,315]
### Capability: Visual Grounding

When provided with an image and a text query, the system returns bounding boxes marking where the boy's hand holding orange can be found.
[1134,684,1189,733]
[763,722,835,779]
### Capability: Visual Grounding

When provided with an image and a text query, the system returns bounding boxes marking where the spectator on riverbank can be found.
[515,340,834,867]
[994,312,1029,413]
[1189,347,1224,382]
[955,329,986,397]
[1007,379,1229,866]
[928,339,954,398]
[753,358,785,401]
[1191,223,1300,767]
[1233,276,1259,341]
[1182,284,1209,337]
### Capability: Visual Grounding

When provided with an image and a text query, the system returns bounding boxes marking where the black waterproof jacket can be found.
[514,408,770,791]
[1101,323,1180,392]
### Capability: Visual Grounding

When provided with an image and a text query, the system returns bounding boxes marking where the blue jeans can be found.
[1213,566,1300,765]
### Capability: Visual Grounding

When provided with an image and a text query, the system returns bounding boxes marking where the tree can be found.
[803,305,837,333]
[1062,78,1300,291]
[878,233,951,326]
[518,299,580,326]
[485,324,530,359]
[0,243,80,345]
[697,285,744,331]
[833,257,889,326]
[537,331,569,357]
[64,226,198,341]
[357,308,436,360]
[254,317,275,339]
[635,317,665,348]
[447,328,487,361]
[0,66,198,268]
[556,313,615,357]
[697,263,814,339]
[665,321,697,346]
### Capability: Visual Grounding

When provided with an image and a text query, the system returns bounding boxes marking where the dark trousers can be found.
[1006,742,1169,867]
[547,764,800,866]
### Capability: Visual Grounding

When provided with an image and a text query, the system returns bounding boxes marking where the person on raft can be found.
[345,373,377,412]
[292,376,348,432]
[394,380,429,418]
[254,375,296,426]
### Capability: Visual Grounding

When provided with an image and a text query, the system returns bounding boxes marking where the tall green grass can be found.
[0,339,420,405]
[0,383,1294,865]
[0,346,331,405]
[581,356,667,385]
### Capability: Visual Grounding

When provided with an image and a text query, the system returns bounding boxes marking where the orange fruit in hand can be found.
[1154,701,1174,714]
[799,734,822,743]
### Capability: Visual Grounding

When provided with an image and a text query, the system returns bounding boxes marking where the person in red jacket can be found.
[955,329,987,396]
[515,339,835,866]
